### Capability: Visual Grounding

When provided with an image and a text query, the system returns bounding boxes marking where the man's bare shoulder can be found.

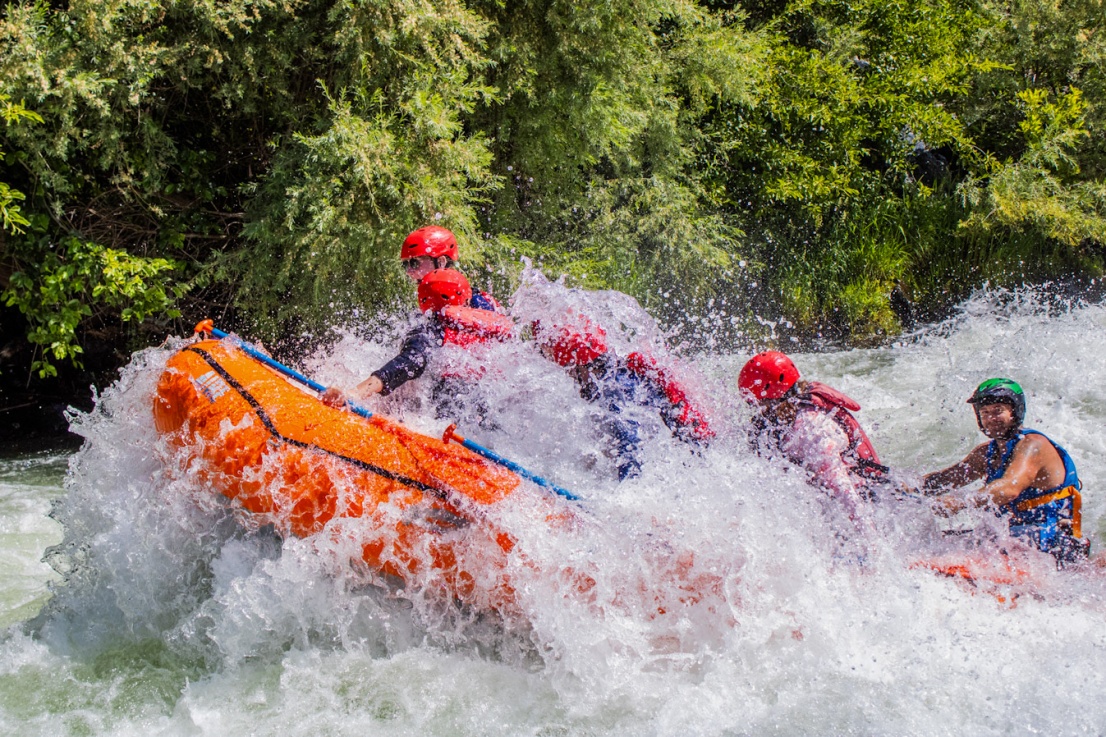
[1012,432,1056,454]
[1011,431,1064,466]
[963,441,991,462]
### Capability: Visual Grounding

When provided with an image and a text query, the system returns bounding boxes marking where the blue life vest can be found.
[580,355,656,481]
[985,429,1083,553]
[470,292,501,312]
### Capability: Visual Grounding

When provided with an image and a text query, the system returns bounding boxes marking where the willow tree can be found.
[468,0,766,318]
[0,0,504,368]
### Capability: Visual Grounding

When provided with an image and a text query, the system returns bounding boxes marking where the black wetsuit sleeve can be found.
[370,321,440,396]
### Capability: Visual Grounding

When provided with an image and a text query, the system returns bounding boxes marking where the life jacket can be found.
[571,354,645,480]
[433,304,515,384]
[984,429,1085,557]
[439,304,514,347]
[625,351,714,443]
[797,382,887,479]
[470,291,503,313]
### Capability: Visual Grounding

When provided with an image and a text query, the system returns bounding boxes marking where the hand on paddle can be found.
[321,375,384,408]
[933,494,970,517]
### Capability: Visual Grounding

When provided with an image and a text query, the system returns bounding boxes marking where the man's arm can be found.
[320,322,438,407]
[979,435,1054,507]
[930,437,1058,514]
[369,323,438,396]
[921,444,988,494]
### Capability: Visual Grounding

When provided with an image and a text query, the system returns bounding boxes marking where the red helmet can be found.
[417,269,472,313]
[738,351,800,401]
[401,226,459,261]
[533,318,608,367]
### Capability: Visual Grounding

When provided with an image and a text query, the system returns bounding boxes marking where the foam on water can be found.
[4,284,1106,735]
[0,453,67,627]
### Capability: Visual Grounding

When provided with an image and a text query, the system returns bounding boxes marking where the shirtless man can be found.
[922,378,1089,564]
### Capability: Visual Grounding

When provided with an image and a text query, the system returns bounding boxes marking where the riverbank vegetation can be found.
[1,0,1103,382]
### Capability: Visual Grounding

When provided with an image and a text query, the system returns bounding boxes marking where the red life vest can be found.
[625,351,715,443]
[439,304,514,347]
[799,381,886,478]
[436,305,515,382]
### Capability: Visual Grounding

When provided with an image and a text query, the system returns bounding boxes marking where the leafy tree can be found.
[957,0,1106,247]
[0,94,40,233]
[2,0,1105,382]
[694,0,1105,340]
[230,1,500,338]
[469,0,765,318]
[3,233,178,376]
[960,88,1106,247]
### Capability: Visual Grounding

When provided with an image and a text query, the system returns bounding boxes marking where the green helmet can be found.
[967,378,1025,426]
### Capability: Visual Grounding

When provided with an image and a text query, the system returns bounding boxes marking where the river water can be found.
[3,286,1106,736]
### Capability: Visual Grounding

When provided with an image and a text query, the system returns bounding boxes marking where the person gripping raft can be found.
[739,351,887,508]
[920,378,1089,565]
[323,225,508,407]
[322,269,513,414]
[532,315,713,481]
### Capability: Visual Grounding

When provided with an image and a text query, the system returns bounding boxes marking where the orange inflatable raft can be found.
[152,336,532,612]
[911,551,1049,607]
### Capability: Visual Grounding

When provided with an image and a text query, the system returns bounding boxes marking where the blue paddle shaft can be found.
[457,437,580,501]
[209,327,374,421]
[204,326,576,499]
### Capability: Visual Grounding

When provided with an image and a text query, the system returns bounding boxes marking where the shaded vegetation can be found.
[0,0,1103,382]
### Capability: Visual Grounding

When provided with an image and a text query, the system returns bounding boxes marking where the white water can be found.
[4,286,1106,736]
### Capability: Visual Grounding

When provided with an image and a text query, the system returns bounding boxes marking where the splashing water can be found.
[3,285,1106,735]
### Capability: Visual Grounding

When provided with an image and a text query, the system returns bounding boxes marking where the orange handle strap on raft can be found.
[194,319,215,339]
[1072,489,1082,538]
[1014,485,1082,538]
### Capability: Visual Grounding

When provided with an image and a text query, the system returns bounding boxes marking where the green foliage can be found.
[705,0,993,212]
[236,84,499,338]
[1,0,1105,377]
[0,93,42,233]
[468,0,763,317]
[0,3,190,376]
[3,234,179,377]
[696,0,1105,339]
[773,197,916,339]
[960,88,1106,246]
[694,0,996,335]
[223,0,501,339]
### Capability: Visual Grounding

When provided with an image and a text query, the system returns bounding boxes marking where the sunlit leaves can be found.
[2,238,179,376]
[1,0,1105,371]
[0,94,42,234]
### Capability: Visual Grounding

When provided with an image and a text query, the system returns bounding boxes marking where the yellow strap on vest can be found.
[1014,485,1082,538]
